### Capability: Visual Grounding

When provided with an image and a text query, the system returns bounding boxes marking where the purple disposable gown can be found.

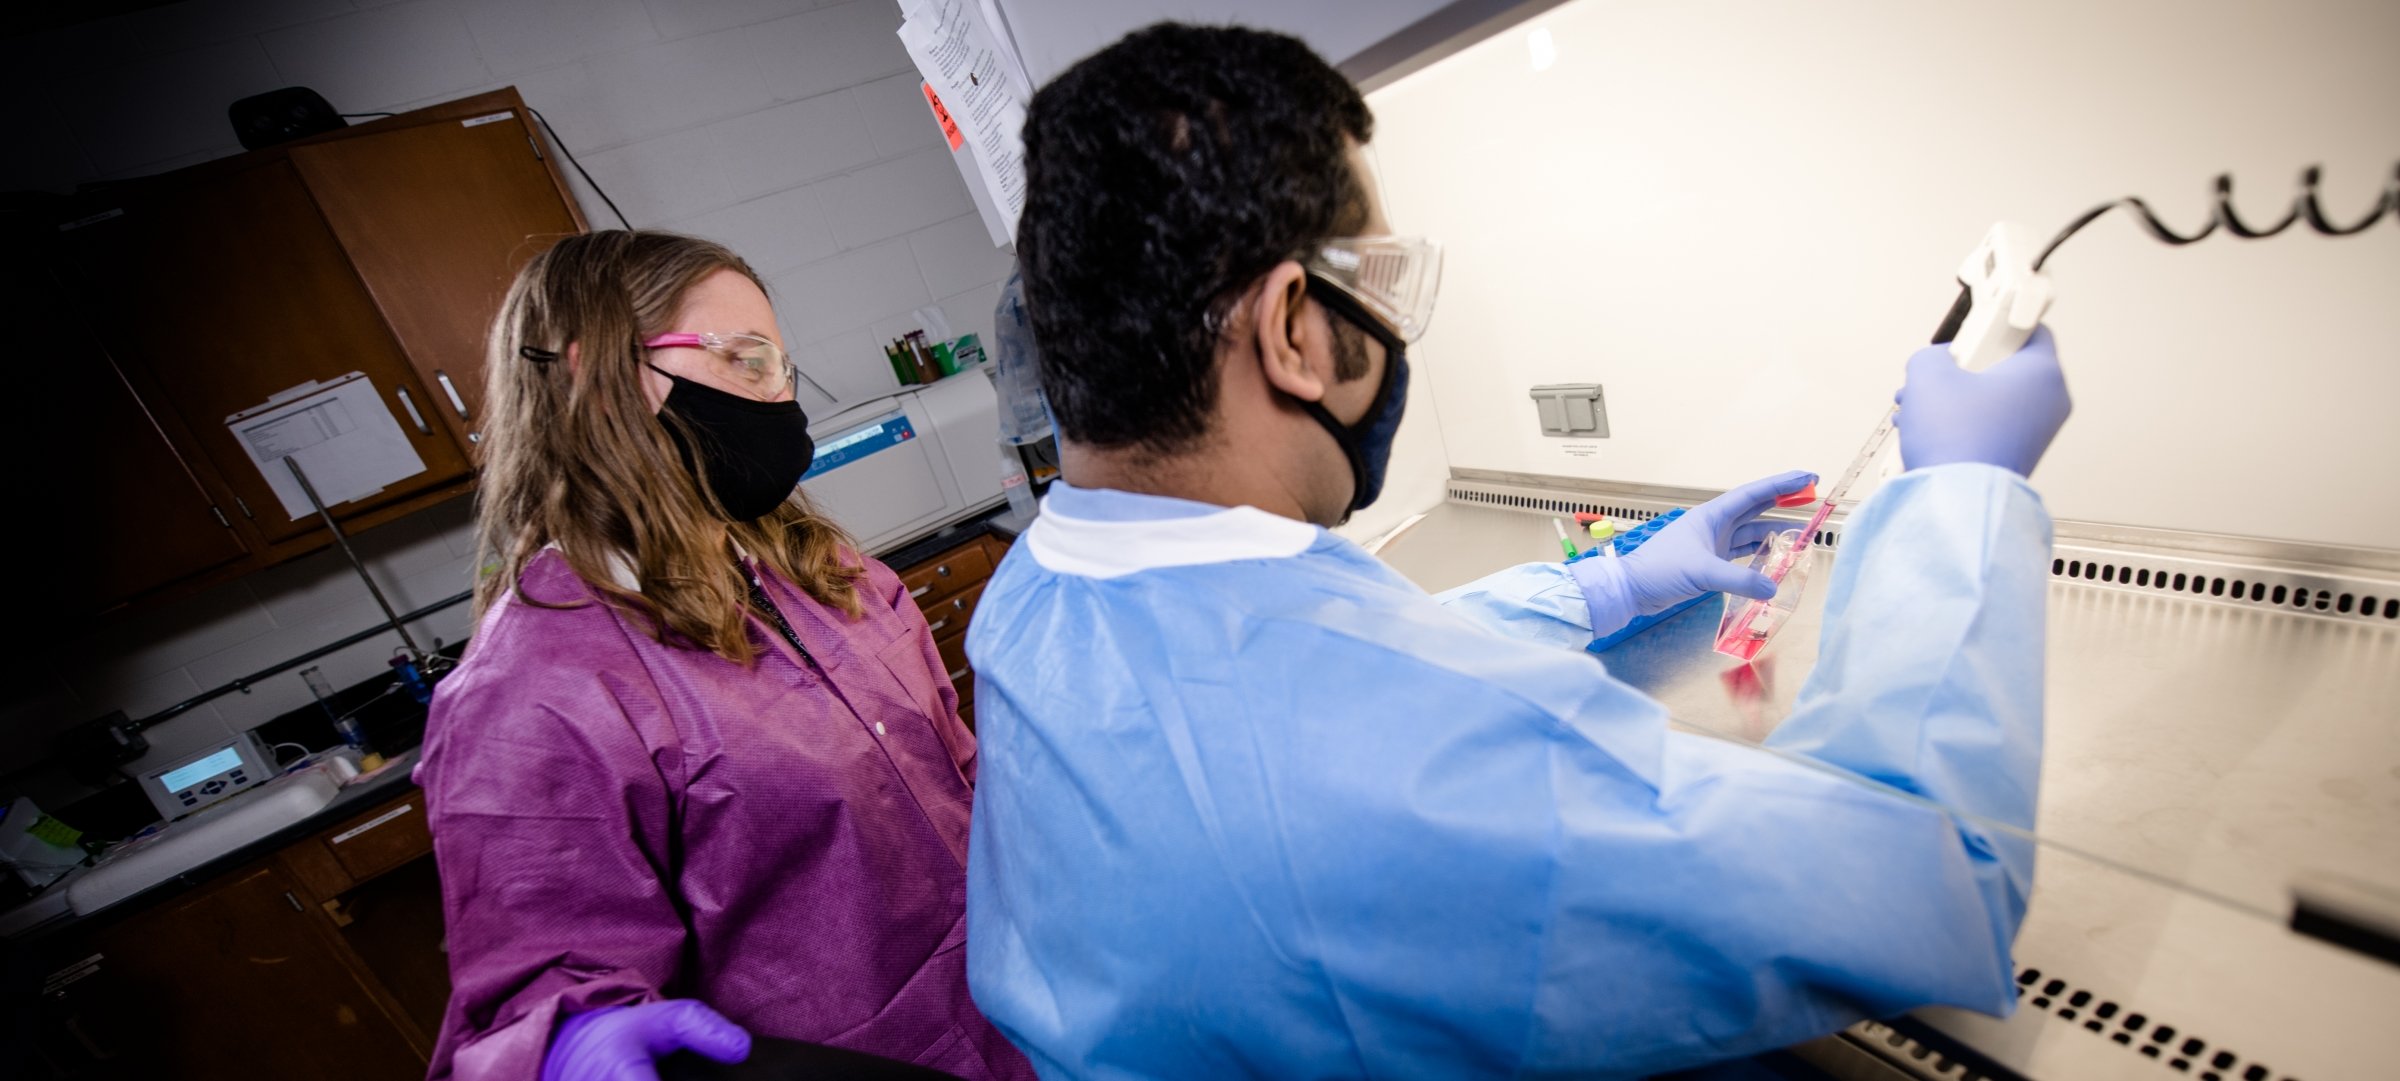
[417,549,1033,1080]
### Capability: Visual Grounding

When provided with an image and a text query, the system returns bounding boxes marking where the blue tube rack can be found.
[1566,509,1716,654]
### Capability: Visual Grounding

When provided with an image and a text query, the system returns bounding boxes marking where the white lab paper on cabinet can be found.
[226,371,427,520]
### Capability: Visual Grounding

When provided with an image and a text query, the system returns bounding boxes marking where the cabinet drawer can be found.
[900,542,994,608]
[930,580,987,630]
[315,794,432,885]
[936,626,970,679]
[922,579,985,639]
[921,600,967,640]
[949,657,974,708]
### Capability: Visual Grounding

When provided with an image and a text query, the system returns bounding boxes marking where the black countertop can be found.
[3,752,424,948]
[872,501,1032,571]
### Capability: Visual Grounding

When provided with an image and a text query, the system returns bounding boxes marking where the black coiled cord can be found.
[2033,162,2400,270]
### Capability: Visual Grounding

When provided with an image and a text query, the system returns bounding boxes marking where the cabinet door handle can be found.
[947,666,970,682]
[283,891,304,912]
[395,388,432,435]
[330,803,415,845]
[925,617,949,635]
[436,370,470,419]
[936,564,953,578]
[909,584,932,599]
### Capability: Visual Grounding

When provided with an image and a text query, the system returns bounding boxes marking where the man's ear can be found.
[1247,260,1327,404]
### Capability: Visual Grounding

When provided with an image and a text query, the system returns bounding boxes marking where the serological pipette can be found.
[1714,222,2055,661]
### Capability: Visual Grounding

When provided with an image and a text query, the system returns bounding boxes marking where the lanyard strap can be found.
[742,563,814,666]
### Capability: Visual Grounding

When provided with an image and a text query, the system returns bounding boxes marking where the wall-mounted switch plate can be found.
[1529,383,1607,438]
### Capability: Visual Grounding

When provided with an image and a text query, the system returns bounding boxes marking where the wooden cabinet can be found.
[291,101,585,450]
[2,247,251,616]
[275,793,435,903]
[895,533,1012,727]
[273,792,450,1044]
[35,789,449,1080]
[44,87,584,622]
[85,861,427,1080]
[72,356,254,613]
[899,539,997,601]
[61,157,476,549]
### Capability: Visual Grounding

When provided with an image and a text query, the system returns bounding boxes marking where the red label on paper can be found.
[922,83,965,151]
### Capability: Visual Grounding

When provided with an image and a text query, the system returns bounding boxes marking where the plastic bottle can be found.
[389,655,433,705]
[988,269,1057,445]
[903,331,941,384]
[998,442,1037,518]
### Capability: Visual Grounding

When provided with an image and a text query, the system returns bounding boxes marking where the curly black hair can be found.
[1016,22,1374,455]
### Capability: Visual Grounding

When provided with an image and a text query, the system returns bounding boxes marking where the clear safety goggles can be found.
[1304,235,1444,343]
[643,331,829,401]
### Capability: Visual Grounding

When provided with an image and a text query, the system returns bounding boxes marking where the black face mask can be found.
[1295,273,1410,518]
[650,367,815,522]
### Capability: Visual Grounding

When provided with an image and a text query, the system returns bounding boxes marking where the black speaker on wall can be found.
[228,86,347,150]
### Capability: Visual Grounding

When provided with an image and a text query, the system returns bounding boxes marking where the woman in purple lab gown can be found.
[417,231,1033,1081]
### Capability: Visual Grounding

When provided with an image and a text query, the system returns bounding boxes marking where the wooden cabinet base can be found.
[28,788,453,1078]
[895,532,1013,730]
[87,863,428,1079]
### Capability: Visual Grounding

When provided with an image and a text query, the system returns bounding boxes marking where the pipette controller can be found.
[1714,222,2055,661]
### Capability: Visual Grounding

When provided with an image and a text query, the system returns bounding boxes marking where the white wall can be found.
[1,0,1013,803]
[1363,0,2400,549]
[995,0,1450,86]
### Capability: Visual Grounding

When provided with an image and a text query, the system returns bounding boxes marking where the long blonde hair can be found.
[474,230,863,663]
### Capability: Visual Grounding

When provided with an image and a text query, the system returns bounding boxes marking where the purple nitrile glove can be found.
[1568,470,1817,636]
[541,1000,750,1081]
[1896,325,2072,477]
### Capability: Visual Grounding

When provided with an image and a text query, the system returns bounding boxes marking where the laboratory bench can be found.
[5,652,447,1079]
[3,502,1028,1080]
[1374,470,2400,1081]
[15,771,443,1080]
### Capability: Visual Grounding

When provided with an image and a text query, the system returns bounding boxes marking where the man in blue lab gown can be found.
[965,23,2071,1080]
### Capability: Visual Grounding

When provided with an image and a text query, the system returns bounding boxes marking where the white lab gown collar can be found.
[1025,485,1320,579]
[542,539,757,594]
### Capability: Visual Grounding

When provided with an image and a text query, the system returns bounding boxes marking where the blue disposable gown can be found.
[965,465,2049,1079]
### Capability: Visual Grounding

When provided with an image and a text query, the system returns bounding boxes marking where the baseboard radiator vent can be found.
[1442,478,1843,548]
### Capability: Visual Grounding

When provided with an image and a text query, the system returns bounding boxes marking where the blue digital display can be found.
[802,415,915,480]
[159,746,243,792]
